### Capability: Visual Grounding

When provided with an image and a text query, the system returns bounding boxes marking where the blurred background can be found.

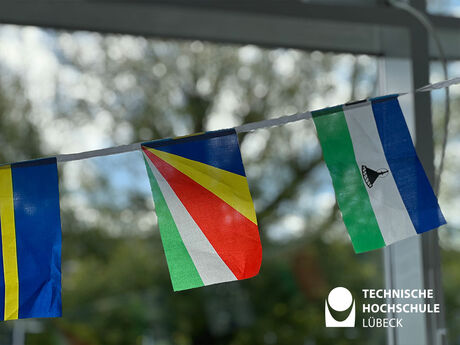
[0,0,459,344]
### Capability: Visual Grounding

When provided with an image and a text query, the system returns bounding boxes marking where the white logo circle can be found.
[327,287,353,311]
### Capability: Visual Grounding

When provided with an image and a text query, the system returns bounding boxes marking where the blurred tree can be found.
[0,73,41,163]
[0,28,392,345]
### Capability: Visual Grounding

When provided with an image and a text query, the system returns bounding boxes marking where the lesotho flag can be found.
[142,129,262,291]
[0,158,61,320]
[313,95,446,253]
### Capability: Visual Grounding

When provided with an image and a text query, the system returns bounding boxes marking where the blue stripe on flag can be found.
[142,129,246,176]
[371,96,446,233]
[11,158,62,318]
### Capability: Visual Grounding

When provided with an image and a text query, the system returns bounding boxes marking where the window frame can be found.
[0,1,455,344]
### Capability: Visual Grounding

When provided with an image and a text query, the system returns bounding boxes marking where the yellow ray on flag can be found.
[145,147,257,225]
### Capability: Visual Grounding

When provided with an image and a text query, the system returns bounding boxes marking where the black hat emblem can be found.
[361,165,389,188]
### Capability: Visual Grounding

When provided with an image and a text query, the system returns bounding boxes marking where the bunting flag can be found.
[142,129,262,291]
[312,95,446,253]
[0,158,62,320]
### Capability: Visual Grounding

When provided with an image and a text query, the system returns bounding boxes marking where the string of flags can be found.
[0,77,456,321]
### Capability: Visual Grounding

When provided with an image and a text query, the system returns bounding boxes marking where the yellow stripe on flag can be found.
[146,148,258,225]
[0,166,19,320]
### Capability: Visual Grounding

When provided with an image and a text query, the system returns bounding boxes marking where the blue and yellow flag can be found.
[0,158,61,320]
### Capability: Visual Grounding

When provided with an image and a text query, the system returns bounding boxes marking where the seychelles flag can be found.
[142,129,262,291]
[313,95,446,253]
[0,158,62,320]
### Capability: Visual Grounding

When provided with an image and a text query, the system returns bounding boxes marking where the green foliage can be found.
[1,28,457,345]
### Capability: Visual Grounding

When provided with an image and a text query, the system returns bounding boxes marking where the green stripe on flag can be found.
[313,108,386,253]
[144,157,204,291]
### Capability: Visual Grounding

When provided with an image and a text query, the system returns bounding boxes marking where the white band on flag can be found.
[144,155,237,285]
[343,102,417,245]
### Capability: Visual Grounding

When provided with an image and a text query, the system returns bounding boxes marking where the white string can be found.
[56,143,141,163]
[8,77,460,165]
[55,113,312,163]
[234,112,311,133]
[417,78,460,92]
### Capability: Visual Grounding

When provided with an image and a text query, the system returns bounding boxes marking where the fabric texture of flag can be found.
[142,129,262,291]
[312,95,446,253]
[0,158,62,320]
